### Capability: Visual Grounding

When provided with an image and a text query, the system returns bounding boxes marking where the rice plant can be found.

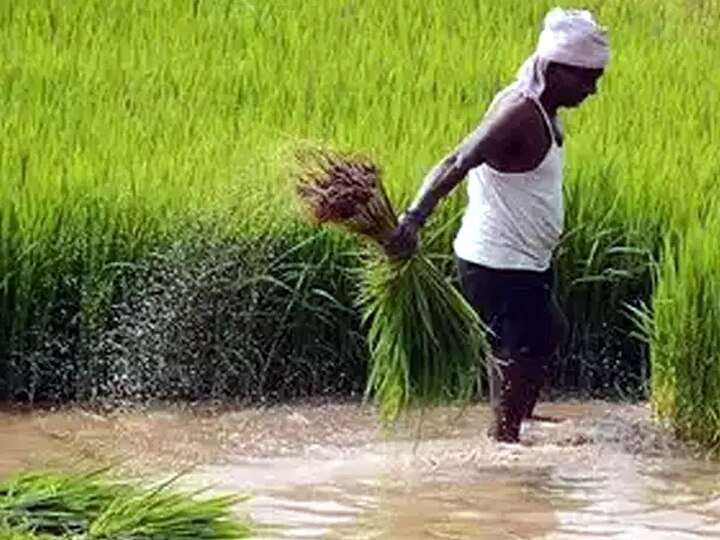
[629,217,720,452]
[0,468,252,539]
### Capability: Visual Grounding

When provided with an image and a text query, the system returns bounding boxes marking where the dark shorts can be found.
[456,256,557,358]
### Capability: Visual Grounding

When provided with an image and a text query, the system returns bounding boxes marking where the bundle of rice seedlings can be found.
[293,146,490,424]
[0,468,252,539]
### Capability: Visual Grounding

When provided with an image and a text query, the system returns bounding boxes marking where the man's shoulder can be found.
[482,89,542,139]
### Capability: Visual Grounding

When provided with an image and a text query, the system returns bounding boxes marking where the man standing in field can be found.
[386,8,610,443]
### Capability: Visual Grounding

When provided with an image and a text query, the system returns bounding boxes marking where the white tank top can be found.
[453,89,564,272]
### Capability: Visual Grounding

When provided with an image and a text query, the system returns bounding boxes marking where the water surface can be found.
[2,401,719,539]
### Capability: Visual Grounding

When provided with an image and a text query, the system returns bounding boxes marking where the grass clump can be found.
[630,219,720,452]
[0,469,252,539]
[293,147,490,424]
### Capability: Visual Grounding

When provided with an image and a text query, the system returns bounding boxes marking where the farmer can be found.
[386,8,610,443]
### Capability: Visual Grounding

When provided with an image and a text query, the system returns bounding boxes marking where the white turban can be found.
[513,8,610,100]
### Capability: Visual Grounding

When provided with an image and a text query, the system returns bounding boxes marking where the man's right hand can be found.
[384,211,423,259]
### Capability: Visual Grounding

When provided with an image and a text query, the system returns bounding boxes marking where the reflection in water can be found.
[1,401,720,539]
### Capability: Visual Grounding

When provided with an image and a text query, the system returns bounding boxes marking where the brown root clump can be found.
[293,146,398,247]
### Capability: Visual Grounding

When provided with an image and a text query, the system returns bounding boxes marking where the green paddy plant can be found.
[630,219,720,452]
[0,468,252,539]
[293,147,490,424]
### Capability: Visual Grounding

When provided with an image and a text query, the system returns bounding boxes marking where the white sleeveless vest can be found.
[453,89,564,272]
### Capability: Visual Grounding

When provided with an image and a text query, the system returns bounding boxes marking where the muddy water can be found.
[2,401,720,539]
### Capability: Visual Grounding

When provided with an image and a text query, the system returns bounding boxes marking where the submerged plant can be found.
[293,146,490,424]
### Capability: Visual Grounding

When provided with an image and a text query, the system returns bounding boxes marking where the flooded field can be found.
[2,401,720,539]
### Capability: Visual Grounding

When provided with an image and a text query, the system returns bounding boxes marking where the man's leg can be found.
[454,257,510,437]
[487,353,538,443]
[487,356,520,443]
[522,292,567,421]
[454,257,542,443]
[521,355,552,421]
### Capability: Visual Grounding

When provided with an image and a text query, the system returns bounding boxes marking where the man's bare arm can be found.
[405,104,521,224]
[383,100,530,259]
